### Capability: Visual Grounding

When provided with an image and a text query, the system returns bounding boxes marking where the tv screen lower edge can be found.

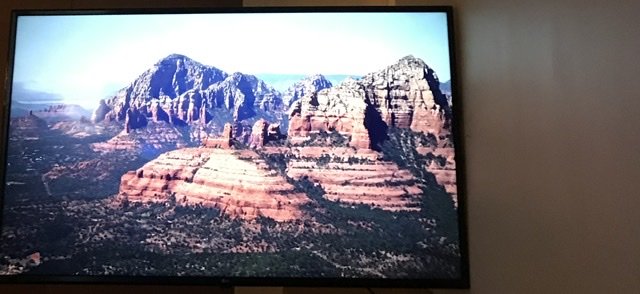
[0,6,468,288]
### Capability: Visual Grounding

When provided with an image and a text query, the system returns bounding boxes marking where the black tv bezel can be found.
[1,5,469,289]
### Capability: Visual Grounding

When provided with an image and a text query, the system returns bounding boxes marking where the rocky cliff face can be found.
[117,53,226,103]
[248,119,285,148]
[118,148,309,221]
[282,74,333,108]
[203,123,234,149]
[201,72,281,121]
[361,55,451,136]
[288,77,372,148]
[92,54,281,131]
[287,55,452,149]
[263,146,424,211]
[91,100,112,123]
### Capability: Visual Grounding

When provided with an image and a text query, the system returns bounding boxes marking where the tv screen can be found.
[1,6,467,288]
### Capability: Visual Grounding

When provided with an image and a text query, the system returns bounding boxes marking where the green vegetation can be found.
[298,130,349,147]
[418,132,439,148]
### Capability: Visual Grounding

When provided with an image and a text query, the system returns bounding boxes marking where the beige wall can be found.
[445,0,640,293]
[2,0,640,293]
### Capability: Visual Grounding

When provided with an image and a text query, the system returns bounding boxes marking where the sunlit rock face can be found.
[288,55,452,150]
[118,148,309,222]
[282,74,333,108]
[92,54,281,129]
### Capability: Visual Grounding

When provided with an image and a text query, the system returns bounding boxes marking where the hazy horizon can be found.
[12,12,452,109]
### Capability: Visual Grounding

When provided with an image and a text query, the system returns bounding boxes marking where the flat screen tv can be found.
[0,6,467,289]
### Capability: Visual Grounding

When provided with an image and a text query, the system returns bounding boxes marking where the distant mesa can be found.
[12,103,91,123]
[9,112,48,138]
[11,107,116,140]
[21,111,48,127]
[10,83,66,118]
[50,120,119,139]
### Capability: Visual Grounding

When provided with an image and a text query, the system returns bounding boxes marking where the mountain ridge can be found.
[92,54,452,150]
[92,54,280,128]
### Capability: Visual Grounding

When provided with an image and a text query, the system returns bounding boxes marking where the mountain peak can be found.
[306,73,326,80]
[397,55,427,66]
[302,74,332,87]
[282,74,333,108]
[155,54,200,66]
[161,53,189,60]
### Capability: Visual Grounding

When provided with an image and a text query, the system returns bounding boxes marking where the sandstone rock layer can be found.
[288,56,452,150]
[264,147,423,212]
[119,148,309,221]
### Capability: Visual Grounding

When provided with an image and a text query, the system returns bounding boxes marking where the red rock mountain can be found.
[92,54,282,128]
[288,55,452,149]
[119,148,309,221]
[114,55,458,219]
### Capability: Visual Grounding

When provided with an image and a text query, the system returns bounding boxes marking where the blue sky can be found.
[12,12,452,109]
